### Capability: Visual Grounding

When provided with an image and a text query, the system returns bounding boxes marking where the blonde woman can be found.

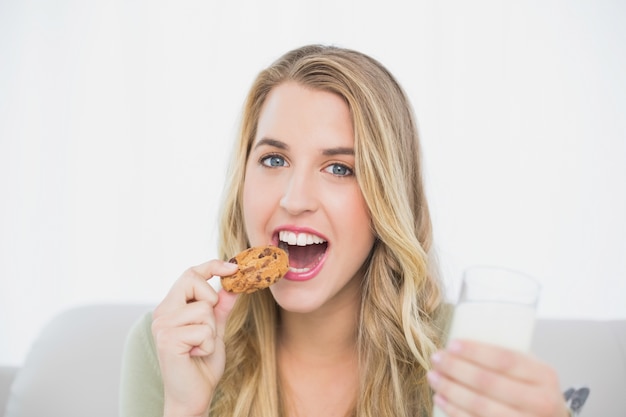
[120,45,569,417]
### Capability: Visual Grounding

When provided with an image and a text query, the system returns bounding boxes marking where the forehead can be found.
[254,82,354,148]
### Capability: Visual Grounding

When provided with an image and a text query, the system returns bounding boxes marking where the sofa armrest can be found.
[531,319,626,417]
[0,366,18,416]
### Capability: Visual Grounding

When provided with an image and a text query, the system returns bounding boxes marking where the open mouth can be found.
[277,230,328,273]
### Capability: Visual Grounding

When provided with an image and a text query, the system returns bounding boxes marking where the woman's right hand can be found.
[151,260,240,417]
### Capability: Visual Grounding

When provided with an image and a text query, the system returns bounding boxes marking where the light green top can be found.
[119,312,164,417]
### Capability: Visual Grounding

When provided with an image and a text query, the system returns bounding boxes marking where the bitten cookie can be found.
[220,245,289,294]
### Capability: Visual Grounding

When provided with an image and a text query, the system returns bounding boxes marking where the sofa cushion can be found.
[0,367,17,416]
[3,304,152,417]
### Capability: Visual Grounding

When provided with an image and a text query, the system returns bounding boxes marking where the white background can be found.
[1,0,625,366]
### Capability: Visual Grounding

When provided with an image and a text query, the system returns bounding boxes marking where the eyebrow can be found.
[253,137,288,150]
[322,146,354,156]
[253,137,354,156]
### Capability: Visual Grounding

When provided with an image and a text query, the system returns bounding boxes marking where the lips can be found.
[276,229,328,281]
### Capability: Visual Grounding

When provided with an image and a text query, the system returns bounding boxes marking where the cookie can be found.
[220,245,289,294]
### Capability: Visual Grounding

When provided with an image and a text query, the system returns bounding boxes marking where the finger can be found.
[433,395,473,417]
[433,341,566,415]
[444,339,545,383]
[152,300,217,332]
[153,323,217,357]
[190,259,239,279]
[214,290,239,339]
[158,261,238,312]
[430,366,568,417]
[184,260,239,303]
[430,349,533,410]
[429,371,524,417]
[156,272,217,315]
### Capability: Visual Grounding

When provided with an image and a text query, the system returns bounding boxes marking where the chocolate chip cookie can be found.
[220,245,289,294]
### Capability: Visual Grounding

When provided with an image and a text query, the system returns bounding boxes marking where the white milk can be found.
[445,301,536,351]
[432,301,536,417]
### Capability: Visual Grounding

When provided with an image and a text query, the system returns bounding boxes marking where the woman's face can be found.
[242,82,376,314]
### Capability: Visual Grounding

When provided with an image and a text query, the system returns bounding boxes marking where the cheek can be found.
[330,187,375,247]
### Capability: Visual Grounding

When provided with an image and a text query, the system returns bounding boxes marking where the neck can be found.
[277,291,361,417]
[278,283,360,364]
[280,311,358,364]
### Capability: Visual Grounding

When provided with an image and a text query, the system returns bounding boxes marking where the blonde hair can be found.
[213,44,444,417]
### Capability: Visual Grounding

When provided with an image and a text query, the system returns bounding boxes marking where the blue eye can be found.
[325,163,353,177]
[261,154,287,167]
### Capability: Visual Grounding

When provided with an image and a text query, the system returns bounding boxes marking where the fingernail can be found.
[223,261,238,269]
[426,370,440,388]
[433,393,447,407]
[448,339,463,353]
[431,351,442,364]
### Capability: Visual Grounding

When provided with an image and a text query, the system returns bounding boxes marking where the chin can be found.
[269,284,327,314]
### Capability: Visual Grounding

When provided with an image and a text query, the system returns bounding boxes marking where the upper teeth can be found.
[279,231,326,246]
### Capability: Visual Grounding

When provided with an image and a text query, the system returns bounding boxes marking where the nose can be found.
[279,169,319,216]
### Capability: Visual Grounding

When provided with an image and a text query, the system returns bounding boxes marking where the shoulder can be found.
[119,311,164,417]
[124,311,160,370]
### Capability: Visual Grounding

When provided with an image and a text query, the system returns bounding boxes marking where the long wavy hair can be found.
[212,44,444,417]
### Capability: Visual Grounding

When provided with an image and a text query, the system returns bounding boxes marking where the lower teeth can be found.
[288,252,324,274]
[289,266,311,273]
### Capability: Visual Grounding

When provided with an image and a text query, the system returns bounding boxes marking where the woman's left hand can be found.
[427,339,570,417]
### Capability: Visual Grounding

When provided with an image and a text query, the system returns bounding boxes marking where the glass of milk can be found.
[432,266,541,417]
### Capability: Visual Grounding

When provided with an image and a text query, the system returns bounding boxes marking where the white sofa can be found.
[1,304,625,416]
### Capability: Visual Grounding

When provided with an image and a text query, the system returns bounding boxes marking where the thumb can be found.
[214,289,239,339]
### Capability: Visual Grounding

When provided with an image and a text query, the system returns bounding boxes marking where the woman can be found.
[120,44,569,417]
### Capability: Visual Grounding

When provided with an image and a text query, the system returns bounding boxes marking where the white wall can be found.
[1,0,624,366]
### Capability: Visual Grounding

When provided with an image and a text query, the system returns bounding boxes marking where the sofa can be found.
[1,304,625,417]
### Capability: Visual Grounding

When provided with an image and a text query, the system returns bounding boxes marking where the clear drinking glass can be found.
[432,266,541,417]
